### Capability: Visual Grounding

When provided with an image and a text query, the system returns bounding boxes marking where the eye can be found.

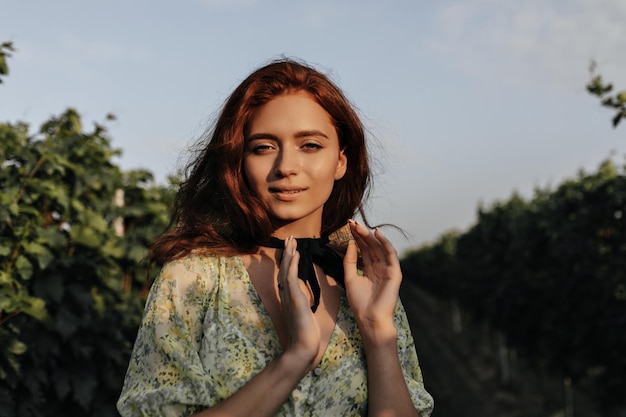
[248,142,275,154]
[302,142,322,151]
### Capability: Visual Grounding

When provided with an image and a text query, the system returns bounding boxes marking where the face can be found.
[243,91,347,238]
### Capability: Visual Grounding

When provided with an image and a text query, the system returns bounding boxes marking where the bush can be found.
[0,109,174,416]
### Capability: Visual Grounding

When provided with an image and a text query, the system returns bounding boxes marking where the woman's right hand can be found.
[277,236,321,369]
[184,238,323,417]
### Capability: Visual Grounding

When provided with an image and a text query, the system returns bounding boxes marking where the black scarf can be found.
[262,236,344,312]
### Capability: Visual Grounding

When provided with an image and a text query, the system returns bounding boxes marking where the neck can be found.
[270,224,322,240]
[257,233,341,313]
[271,233,321,240]
[267,236,329,246]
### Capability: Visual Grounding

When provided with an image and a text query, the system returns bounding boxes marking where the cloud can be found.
[423,0,626,93]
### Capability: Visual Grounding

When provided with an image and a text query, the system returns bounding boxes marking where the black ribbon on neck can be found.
[264,236,344,312]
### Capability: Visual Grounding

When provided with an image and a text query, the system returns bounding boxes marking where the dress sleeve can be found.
[117,255,218,417]
[394,300,435,417]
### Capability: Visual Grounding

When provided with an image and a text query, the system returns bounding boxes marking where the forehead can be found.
[248,91,335,131]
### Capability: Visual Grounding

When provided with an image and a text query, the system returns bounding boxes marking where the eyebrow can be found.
[246,130,329,141]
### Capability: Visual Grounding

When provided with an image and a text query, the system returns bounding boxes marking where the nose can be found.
[274,146,300,177]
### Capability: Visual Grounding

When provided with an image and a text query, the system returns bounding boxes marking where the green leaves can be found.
[0,327,26,379]
[0,43,177,415]
[586,62,626,128]
[402,158,626,413]
[0,42,14,83]
[0,106,175,416]
[587,74,613,96]
[21,243,53,271]
[14,256,32,280]
[68,209,109,248]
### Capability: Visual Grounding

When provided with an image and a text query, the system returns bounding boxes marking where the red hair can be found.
[150,58,371,263]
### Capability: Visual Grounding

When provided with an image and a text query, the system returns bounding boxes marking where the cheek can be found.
[311,163,341,195]
[242,159,254,188]
[242,158,265,191]
[320,159,343,182]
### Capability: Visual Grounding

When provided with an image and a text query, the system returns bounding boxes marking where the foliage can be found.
[401,159,626,415]
[0,109,175,416]
[0,41,14,84]
[587,61,626,128]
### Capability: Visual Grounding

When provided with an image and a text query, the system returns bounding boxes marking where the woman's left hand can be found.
[343,220,402,341]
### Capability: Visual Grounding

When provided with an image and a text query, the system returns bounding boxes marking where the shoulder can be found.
[154,253,244,296]
[142,254,246,325]
[160,252,243,277]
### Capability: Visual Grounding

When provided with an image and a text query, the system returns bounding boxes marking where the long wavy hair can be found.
[149,58,372,263]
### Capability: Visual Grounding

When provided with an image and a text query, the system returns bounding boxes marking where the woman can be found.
[117,59,434,416]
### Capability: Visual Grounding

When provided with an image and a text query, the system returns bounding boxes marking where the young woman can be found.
[117,59,434,417]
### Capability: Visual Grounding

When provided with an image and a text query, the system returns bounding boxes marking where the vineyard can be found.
[0,109,174,416]
[401,159,626,416]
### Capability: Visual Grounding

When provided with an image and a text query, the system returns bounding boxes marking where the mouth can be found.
[270,187,307,200]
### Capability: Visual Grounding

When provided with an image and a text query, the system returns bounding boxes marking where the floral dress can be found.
[117,254,434,417]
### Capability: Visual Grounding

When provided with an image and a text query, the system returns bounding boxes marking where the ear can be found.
[334,149,347,180]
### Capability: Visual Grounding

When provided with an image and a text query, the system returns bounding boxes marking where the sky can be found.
[2,0,625,255]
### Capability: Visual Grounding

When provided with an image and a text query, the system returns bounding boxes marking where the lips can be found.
[270,186,307,201]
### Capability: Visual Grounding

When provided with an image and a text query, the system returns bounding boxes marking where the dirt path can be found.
[399,283,601,417]
[401,283,494,416]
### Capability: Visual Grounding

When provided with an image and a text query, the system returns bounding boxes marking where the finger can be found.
[348,220,368,262]
[374,227,400,269]
[349,220,382,265]
[343,239,358,282]
[277,236,294,287]
[277,237,296,294]
[282,238,311,310]
[362,227,386,264]
[285,238,300,289]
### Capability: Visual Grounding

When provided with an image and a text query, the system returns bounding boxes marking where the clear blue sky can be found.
[2,0,625,254]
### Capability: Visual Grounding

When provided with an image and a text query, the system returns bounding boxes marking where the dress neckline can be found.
[235,255,343,371]
[257,237,344,313]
